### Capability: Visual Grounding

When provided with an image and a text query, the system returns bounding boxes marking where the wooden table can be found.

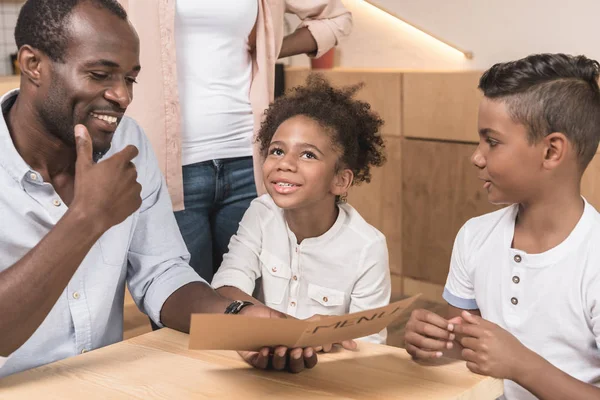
[0,329,503,399]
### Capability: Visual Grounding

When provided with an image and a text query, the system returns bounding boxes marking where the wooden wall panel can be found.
[380,136,402,276]
[402,139,499,285]
[403,72,482,143]
[284,68,402,136]
[582,153,600,209]
[347,136,402,277]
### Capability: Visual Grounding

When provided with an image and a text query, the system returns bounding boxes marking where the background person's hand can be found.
[236,305,318,373]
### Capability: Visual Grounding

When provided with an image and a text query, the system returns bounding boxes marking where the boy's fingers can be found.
[459,337,479,350]
[417,309,452,330]
[454,323,482,338]
[405,343,443,360]
[417,320,454,340]
[462,310,481,325]
[405,331,448,351]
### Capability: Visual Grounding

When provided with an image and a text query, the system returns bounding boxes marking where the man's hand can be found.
[404,309,456,359]
[71,124,142,232]
[237,305,318,373]
[453,311,527,380]
[306,314,358,353]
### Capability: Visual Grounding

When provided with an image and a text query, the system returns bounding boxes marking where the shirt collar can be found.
[0,89,34,188]
[285,204,348,246]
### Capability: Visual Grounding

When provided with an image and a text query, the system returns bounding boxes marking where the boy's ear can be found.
[542,132,568,170]
[331,168,354,197]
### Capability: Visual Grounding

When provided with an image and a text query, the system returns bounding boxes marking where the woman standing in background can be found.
[119,0,352,283]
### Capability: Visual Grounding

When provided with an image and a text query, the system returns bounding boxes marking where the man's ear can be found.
[17,45,45,87]
[542,132,568,170]
[331,168,354,197]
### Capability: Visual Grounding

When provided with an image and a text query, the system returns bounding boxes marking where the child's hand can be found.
[453,311,528,380]
[306,314,358,352]
[404,309,456,359]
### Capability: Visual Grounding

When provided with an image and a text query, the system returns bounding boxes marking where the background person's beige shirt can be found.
[212,195,391,344]
[118,0,353,210]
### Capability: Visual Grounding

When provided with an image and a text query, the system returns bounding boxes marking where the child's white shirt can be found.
[444,198,600,400]
[212,194,391,344]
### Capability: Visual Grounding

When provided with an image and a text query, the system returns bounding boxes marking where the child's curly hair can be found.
[257,74,386,185]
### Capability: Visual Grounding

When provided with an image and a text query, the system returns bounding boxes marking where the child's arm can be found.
[211,202,264,299]
[349,237,391,344]
[454,311,600,400]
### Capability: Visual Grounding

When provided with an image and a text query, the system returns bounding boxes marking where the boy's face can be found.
[472,98,546,205]
[262,115,346,210]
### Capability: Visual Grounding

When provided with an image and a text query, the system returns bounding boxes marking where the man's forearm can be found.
[278,27,318,59]
[0,208,104,356]
[160,282,233,333]
[515,349,600,399]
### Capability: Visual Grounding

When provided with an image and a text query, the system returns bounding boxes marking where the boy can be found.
[404,53,600,399]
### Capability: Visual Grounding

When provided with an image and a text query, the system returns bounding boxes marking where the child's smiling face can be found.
[262,115,351,210]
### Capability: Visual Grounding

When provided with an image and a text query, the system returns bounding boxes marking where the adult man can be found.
[0,0,316,378]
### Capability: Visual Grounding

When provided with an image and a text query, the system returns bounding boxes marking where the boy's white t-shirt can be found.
[212,194,391,344]
[443,199,600,400]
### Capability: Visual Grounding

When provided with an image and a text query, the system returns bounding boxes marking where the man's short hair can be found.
[479,53,600,169]
[15,0,127,63]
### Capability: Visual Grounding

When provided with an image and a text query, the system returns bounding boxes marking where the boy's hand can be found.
[453,311,527,380]
[237,305,318,373]
[306,314,358,352]
[404,309,456,359]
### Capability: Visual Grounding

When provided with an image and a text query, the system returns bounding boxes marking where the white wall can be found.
[287,0,600,71]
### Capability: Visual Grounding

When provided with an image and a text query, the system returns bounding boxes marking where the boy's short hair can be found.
[479,53,600,169]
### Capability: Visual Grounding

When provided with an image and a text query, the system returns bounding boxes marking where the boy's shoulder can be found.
[457,205,518,251]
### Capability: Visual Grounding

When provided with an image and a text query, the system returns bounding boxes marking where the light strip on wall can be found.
[362,0,474,59]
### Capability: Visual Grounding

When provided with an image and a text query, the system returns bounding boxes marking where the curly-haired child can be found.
[211,74,391,347]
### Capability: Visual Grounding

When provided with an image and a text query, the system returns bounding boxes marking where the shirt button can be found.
[73,292,80,300]
[290,301,296,307]
[512,276,520,284]
[293,275,298,281]
[514,255,522,263]
[81,349,88,354]
[53,199,62,207]
[271,267,277,273]
[511,297,518,305]
[29,173,37,180]
[323,297,328,303]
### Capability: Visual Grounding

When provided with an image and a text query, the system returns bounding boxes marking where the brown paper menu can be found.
[189,294,421,351]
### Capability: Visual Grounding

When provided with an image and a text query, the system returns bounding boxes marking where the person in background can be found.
[120,0,353,284]
[404,53,600,400]
[212,75,391,349]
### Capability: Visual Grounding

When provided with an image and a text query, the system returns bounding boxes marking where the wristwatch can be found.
[224,300,254,315]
